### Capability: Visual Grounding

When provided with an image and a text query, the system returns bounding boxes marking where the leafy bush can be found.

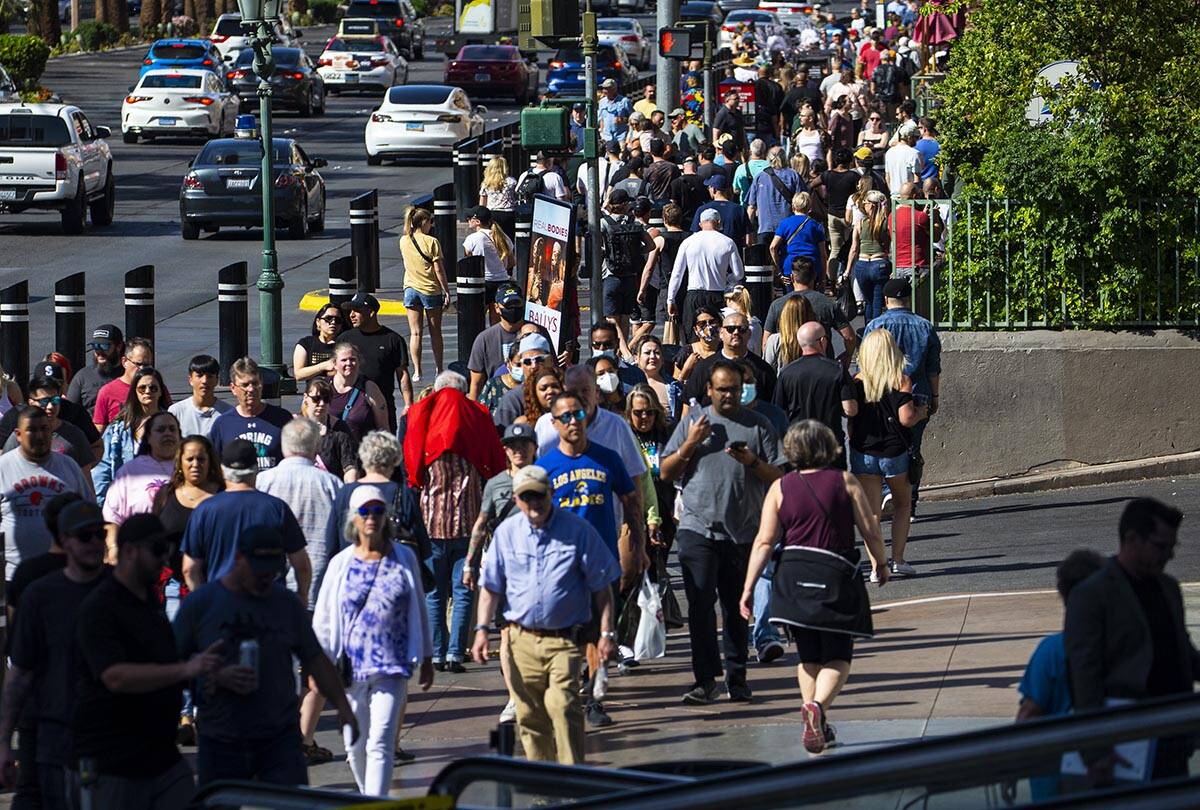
[308,0,339,23]
[73,20,121,51]
[171,15,198,36]
[433,3,453,15]
[0,33,50,89]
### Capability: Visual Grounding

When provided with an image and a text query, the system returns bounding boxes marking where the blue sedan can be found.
[138,39,225,80]
[546,43,638,97]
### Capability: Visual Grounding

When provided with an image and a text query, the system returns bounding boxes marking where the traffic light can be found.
[658,27,694,59]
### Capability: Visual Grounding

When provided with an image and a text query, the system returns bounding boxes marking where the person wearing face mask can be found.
[589,355,628,414]
[680,312,777,416]
[490,333,557,430]
[478,340,522,414]
[674,307,723,387]
[468,284,526,401]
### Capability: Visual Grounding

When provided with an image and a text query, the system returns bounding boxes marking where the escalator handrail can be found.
[191,779,374,808]
[428,754,693,800]
[556,692,1200,809]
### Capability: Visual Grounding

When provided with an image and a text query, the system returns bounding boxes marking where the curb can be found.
[299,288,407,316]
[922,451,1200,502]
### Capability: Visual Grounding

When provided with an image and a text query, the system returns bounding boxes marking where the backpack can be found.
[516,169,546,205]
[602,213,647,278]
[873,64,898,101]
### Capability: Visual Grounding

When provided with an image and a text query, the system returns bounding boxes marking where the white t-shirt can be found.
[0,449,90,578]
[667,229,746,302]
[885,143,924,195]
[169,396,232,439]
[463,229,513,282]
[518,168,569,202]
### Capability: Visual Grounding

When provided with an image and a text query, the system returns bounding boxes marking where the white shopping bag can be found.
[633,574,667,660]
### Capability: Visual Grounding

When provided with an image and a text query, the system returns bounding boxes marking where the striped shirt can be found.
[420,453,484,540]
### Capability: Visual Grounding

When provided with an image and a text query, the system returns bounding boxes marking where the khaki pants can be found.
[504,626,586,765]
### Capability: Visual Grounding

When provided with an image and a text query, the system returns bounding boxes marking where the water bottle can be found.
[238,639,260,691]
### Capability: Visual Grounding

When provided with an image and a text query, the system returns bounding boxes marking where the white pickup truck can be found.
[0,103,116,234]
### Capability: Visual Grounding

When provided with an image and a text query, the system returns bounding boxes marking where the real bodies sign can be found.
[524,194,576,351]
[718,77,757,132]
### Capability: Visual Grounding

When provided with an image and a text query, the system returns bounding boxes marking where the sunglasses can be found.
[126,358,151,369]
[517,491,547,503]
[630,408,655,417]
[553,408,587,425]
[88,341,113,352]
[357,505,386,517]
[137,385,161,394]
[696,319,718,328]
[76,528,106,544]
[520,354,548,367]
[722,325,750,334]
[306,393,330,403]
[32,396,61,407]
[591,340,616,349]
[318,315,342,324]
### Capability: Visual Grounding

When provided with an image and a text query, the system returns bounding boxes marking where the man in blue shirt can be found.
[862,278,942,511]
[916,117,941,180]
[597,79,632,144]
[472,465,619,765]
[747,145,803,243]
[690,174,751,245]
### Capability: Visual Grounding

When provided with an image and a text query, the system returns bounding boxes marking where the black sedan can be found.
[227,47,326,117]
[179,135,327,240]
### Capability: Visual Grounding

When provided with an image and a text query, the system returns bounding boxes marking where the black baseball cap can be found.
[495,283,522,306]
[237,524,287,574]
[37,362,65,382]
[221,438,258,471]
[467,205,493,225]
[92,324,123,343]
[59,501,104,536]
[346,292,380,313]
[883,278,912,299]
[608,188,631,206]
[116,513,170,549]
[605,140,622,155]
[502,422,537,446]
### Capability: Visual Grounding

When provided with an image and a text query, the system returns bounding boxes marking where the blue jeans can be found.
[752,561,783,653]
[426,537,474,662]
[196,730,308,788]
[854,258,891,323]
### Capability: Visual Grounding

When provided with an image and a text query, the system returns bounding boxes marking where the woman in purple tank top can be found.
[738,419,887,755]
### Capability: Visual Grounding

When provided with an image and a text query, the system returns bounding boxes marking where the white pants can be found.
[343,674,408,797]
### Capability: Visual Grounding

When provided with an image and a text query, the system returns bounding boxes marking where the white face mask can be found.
[597,372,620,395]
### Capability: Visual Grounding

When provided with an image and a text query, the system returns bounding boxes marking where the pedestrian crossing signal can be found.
[659,27,693,59]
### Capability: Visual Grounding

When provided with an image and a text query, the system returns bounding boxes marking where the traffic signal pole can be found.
[583,6,603,332]
[657,0,679,113]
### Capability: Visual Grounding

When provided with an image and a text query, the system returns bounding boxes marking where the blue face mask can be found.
[740,383,757,405]
[510,364,525,383]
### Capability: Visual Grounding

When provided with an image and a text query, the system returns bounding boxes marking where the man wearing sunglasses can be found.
[93,337,169,434]
[0,500,110,807]
[471,465,619,765]
[1,376,94,471]
[680,311,777,416]
[65,324,124,418]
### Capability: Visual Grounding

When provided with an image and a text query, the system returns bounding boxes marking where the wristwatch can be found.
[474,624,491,633]
[600,631,617,640]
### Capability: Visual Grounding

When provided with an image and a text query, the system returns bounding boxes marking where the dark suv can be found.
[342,0,424,60]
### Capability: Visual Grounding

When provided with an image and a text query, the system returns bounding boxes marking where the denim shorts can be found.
[403,287,445,310]
[849,447,910,478]
[602,275,637,316]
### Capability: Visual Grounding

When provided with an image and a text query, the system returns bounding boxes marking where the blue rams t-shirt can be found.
[210,404,293,470]
[537,442,635,559]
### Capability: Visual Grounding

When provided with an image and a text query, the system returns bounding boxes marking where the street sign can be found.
[658,27,693,59]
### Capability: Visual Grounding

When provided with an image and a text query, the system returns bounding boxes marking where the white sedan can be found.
[597,17,650,70]
[364,84,485,165]
[121,69,240,143]
[317,35,408,93]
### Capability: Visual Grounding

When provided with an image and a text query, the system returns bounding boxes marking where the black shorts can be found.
[632,284,659,324]
[790,627,855,664]
[603,275,637,317]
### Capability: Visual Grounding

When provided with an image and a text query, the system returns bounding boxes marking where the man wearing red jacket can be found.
[403,372,505,671]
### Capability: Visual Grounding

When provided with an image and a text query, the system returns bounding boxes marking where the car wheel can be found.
[181,220,200,240]
[310,190,326,232]
[89,170,115,227]
[289,199,308,239]
[61,178,87,235]
[299,89,313,117]
[366,151,383,166]
[316,88,326,114]
[122,130,138,144]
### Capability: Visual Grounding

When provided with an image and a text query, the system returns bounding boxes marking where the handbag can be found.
[338,560,381,687]
[388,485,436,593]
[882,393,925,487]
[836,273,859,321]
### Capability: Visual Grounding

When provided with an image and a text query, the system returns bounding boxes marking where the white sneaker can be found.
[890,560,916,577]
[498,698,516,724]
[869,568,881,584]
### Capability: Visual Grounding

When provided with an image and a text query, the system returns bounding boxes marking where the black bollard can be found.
[350,191,380,292]
[124,265,155,343]
[513,207,532,299]
[433,183,457,269]
[54,272,87,377]
[217,262,249,386]
[455,255,486,365]
[742,244,773,324]
[453,137,476,221]
[328,256,357,307]
[0,280,29,390]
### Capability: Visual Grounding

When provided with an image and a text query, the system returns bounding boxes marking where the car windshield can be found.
[597,20,635,30]
[729,11,773,22]
[0,113,71,147]
[151,43,209,60]
[327,38,385,52]
[213,18,242,35]
[236,48,300,66]
[460,46,514,61]
[140,74,203,89]
[347,0,400,15]
[386,85,453,105]
[196,140,291,165]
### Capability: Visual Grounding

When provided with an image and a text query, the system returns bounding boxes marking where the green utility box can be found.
[520,106,571,149]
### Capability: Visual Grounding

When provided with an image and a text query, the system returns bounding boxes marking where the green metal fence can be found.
[885,197,1200,330]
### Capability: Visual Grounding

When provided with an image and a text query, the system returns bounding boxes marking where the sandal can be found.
[302,741,334,765]
[394,747,416,763]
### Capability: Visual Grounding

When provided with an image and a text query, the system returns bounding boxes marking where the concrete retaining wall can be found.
[922,330,1200,485]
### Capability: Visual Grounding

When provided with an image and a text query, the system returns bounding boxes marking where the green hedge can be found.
[73,20,121,52]
[308,0,339,23]
[0,34,51,89]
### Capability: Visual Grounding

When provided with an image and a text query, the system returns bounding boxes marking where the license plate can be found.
[344,73,359,82]
[0,189,16,201]
[577,74,586,82]
[326,71,342,81]
[158,117,178,126]
[406,122,424,131]
[474,73,491,82]
[226,178,253,189]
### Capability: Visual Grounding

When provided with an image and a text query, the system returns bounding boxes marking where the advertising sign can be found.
[717,77,757,124]
[524,193,576,352]
[457,0,494,35]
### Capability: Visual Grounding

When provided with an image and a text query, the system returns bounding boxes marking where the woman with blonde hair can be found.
[844,189,891,322]
[463,206,516,324]
[849,329,928,580]
[763,294,817,370]
[478,154,517,237]
[722,284,763,355]
[400,205,451,380]
[770,191,829,285]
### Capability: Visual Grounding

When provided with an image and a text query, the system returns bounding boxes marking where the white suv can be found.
[209,13,302,63]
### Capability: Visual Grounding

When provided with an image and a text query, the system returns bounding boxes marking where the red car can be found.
[444,44,539,104]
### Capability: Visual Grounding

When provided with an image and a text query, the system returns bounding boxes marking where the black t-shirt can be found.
[0,397,101,448]
[697,161,731,183]
[339,326,408,427]
[754,78,782,134]
[658,230,689,298]
[643,159,681,201]
[772,355,855,443]
[764,290,850,360]
[65,365,122,416]
[73,576,183,778]
[682,350,777,407]
[823,169,862,214]
[8,552,67,612]
[9,570,109,766]
[1122,568,1189,698]
[848,379,911,457]
[296,334,337,370]
[669,174,708,223]
[318,418,357,479]
[713,106,746,147]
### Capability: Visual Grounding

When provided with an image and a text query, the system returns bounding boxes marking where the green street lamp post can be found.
[237,0,291,390]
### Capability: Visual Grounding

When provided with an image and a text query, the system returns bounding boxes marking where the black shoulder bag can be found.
[882,393,925,488]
